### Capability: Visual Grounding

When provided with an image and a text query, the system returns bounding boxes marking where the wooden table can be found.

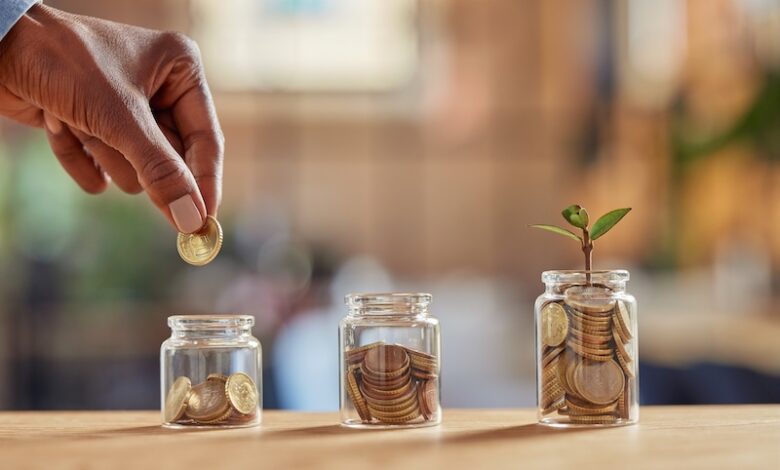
[0,406,778,469]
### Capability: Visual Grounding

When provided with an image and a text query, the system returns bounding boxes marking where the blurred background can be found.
[1,0,780,411]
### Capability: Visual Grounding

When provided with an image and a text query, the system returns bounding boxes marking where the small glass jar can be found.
[339,293,441,428]
[160,315,262,428]
[535,270,639,427]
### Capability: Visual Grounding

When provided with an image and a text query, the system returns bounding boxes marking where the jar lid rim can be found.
[345,292,432,307]
[542,270,629,283]
[168,314,255,329]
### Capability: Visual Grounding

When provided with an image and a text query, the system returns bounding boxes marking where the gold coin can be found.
[346,366,372,422]
[206,373,228,382]
[226,372,259,415]
[613,327,631,358]
[176,215,223,266]
[367,390,419,412]
[401,345,437,362]
[411,369,439,380]
[372,409,421,424]
[565,396,617,415]
[367,391,419,415]
[569,328,612,345]
[541,396,566,415]
[564,286,616,314]
[361,367,412,389]
[619,379,632,419]
[568,314,612,332]
[556,351,576,396]
[573,359,625,405]
[567,338,613,357]
[566,305,612,324]
[361,380,415,402]
[164,376,192,423]
[346,342,385,364]
[542,361,559,385]
[614,301,634,341]
[568,414,618,424]
[541,381,564,408]
[363,344,410,378]
[615,345,635,379]
[410,356,439,374]
[186,378,231,422]
[541,302,569,347]
[418,379,438,420]
[542,346,565,367]
[197,406,234,425]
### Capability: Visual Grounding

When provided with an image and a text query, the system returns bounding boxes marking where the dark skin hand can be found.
[0,4,223,233]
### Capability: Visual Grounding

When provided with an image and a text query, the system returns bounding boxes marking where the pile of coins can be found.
[345,343,439,425]
[177,215,223,266]
[540,286,635,424]
[164,372,259,426]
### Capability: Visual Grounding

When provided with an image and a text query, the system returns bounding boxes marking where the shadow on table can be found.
[260,424,390,438]
[250,422,603,447]
[59,421,606,443]
[437,423,602,445]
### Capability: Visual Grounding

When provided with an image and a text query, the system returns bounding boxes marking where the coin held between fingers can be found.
[177,215,223,266]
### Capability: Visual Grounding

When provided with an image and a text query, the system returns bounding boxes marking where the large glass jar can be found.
[160,315,262,428]
[339,293,441,428]
[535,271,639,427]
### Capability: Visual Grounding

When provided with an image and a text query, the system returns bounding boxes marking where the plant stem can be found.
[582,229,593,285]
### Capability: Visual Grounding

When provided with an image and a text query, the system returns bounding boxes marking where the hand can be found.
[0,4,223,233]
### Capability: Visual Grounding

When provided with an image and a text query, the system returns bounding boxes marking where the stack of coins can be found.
[164,372,259,426]
[345,342,439,425]
[540,286,635,424]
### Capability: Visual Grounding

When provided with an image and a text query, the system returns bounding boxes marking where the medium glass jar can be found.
[160,315,262,428]
[535,270,639,427]
[339,293,441,428]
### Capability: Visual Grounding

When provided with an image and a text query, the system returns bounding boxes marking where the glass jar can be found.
[535,270,639,427]
[339,293,441,428]
[160,315,262,428]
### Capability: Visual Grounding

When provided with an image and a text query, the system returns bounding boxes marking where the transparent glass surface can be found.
[535,271,639,427]
[160,315,262,428]
[340,293,441,428]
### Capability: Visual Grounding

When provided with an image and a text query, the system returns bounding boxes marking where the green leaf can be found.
[529,224,582,242]
[561,205,589,229]
[590,208,632,240]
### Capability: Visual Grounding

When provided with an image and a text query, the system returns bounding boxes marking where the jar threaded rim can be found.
[345,293,432,316]
[168,314,254,331]
[542,270,629,285]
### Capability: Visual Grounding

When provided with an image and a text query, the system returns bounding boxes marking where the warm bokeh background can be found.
[1,0,779,410]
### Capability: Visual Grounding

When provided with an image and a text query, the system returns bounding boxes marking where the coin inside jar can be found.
[226,372,259,415]
[573,359,625,405]
[363,344,409,376]
[186,377,231,422]
[164,376,192,423]
[541,302,569,347]
[176,215,223,266]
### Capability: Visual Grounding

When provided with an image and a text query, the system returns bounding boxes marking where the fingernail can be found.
[169,194,204,234]
[43,113,62,134]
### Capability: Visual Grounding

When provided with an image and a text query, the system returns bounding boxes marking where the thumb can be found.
[101,102,206,234]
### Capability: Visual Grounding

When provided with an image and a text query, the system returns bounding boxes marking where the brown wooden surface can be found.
[0,406,778,469]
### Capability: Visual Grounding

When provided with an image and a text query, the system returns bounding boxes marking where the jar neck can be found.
[345,293,432,317]
[171,327,253,340]
[167,315,255,340]
[542,270,628,295]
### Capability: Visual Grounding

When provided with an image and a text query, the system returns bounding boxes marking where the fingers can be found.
[155,110,185,156]
[99,101,207,234]
[68,127,143,194]
[43,112,108,194]
[152,46,223,218]
[169,82,223,218]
